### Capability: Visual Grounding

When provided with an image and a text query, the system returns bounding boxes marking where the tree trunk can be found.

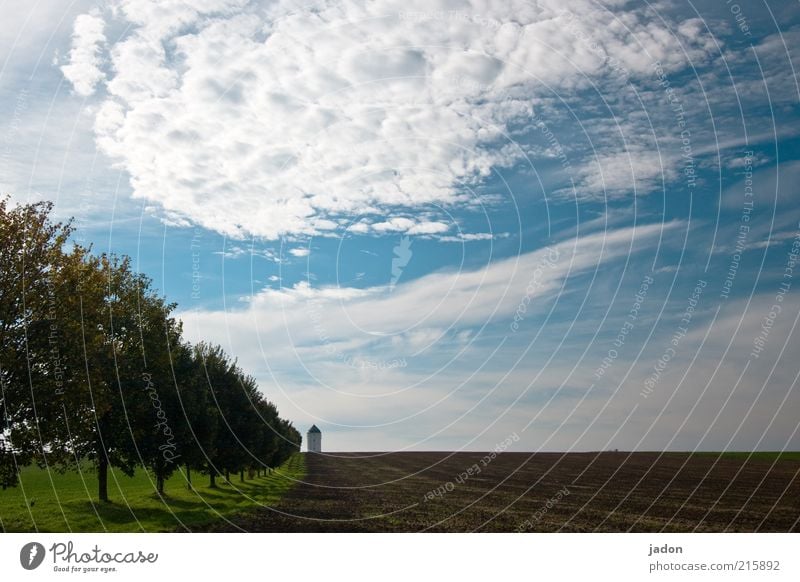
[240,469,244,482]
[209,472,216,488]
[225,470,230,483]
[186,465,192,490]
[157,473,165,495]
[98,453,109,502]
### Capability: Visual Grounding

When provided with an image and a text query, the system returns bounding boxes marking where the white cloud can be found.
[725,152,771,169]
[172,218,800,452]
[573,149,674,199]
[364,217,451,235]
[289,247,310,258]
[61,11,106,96]
[181,223,677,427]
[186,222,674,347]
[407,221,450,235]
[65,0,714,239]
[346,216,480,237]
[370,218,418,233]
[438,232,505,242]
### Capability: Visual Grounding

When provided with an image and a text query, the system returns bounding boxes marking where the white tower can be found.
[307,425,322,453]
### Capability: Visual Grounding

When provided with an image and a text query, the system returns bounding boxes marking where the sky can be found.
[1,0,799,453]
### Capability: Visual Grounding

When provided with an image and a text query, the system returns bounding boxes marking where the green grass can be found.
[0,454,305,532]
[689,451,800,462]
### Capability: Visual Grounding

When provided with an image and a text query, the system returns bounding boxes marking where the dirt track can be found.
[199,452,800,532]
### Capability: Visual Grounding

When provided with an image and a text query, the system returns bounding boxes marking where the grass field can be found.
[6,451,798,533]
[0,454,305,532]
[199,451,800,532]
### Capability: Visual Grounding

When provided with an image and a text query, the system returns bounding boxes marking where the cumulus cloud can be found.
[350,217,452,235]
[61,11,107,96]
[64,0,715,239]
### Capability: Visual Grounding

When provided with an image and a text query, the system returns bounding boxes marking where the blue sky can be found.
[2,0,799,452]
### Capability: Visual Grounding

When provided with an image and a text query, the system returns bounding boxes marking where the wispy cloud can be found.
[180,223,677,430]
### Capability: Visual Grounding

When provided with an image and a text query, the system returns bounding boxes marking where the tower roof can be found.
[308,424,321,434]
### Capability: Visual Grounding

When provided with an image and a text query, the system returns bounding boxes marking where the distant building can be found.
[307,425,322,453]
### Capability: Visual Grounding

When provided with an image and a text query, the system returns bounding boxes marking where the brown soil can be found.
[196,452,800,532]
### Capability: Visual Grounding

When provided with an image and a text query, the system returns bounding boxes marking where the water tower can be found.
[307,425,322,453]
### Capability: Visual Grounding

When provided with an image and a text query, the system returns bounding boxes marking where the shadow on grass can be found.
[57,476,294,530]
[1,455,305,532]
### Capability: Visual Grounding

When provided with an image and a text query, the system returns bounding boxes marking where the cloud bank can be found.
[63,0,715,238]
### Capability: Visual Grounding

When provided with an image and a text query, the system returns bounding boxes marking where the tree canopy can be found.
[0,196,301,497]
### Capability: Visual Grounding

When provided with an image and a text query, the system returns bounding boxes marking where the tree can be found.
[0,438,20,490]
[1,196,301,500]
[88,256,191,500]
[252,398,280,473]
[173,342,216,490]
[24,249,107,476]
[194,344,296,483]
[195,344,251,484]
[57,254,179,501]
[128,280,187,496]
[0,196,82,487]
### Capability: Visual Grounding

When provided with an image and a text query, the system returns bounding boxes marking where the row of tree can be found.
[0,197,301,500]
